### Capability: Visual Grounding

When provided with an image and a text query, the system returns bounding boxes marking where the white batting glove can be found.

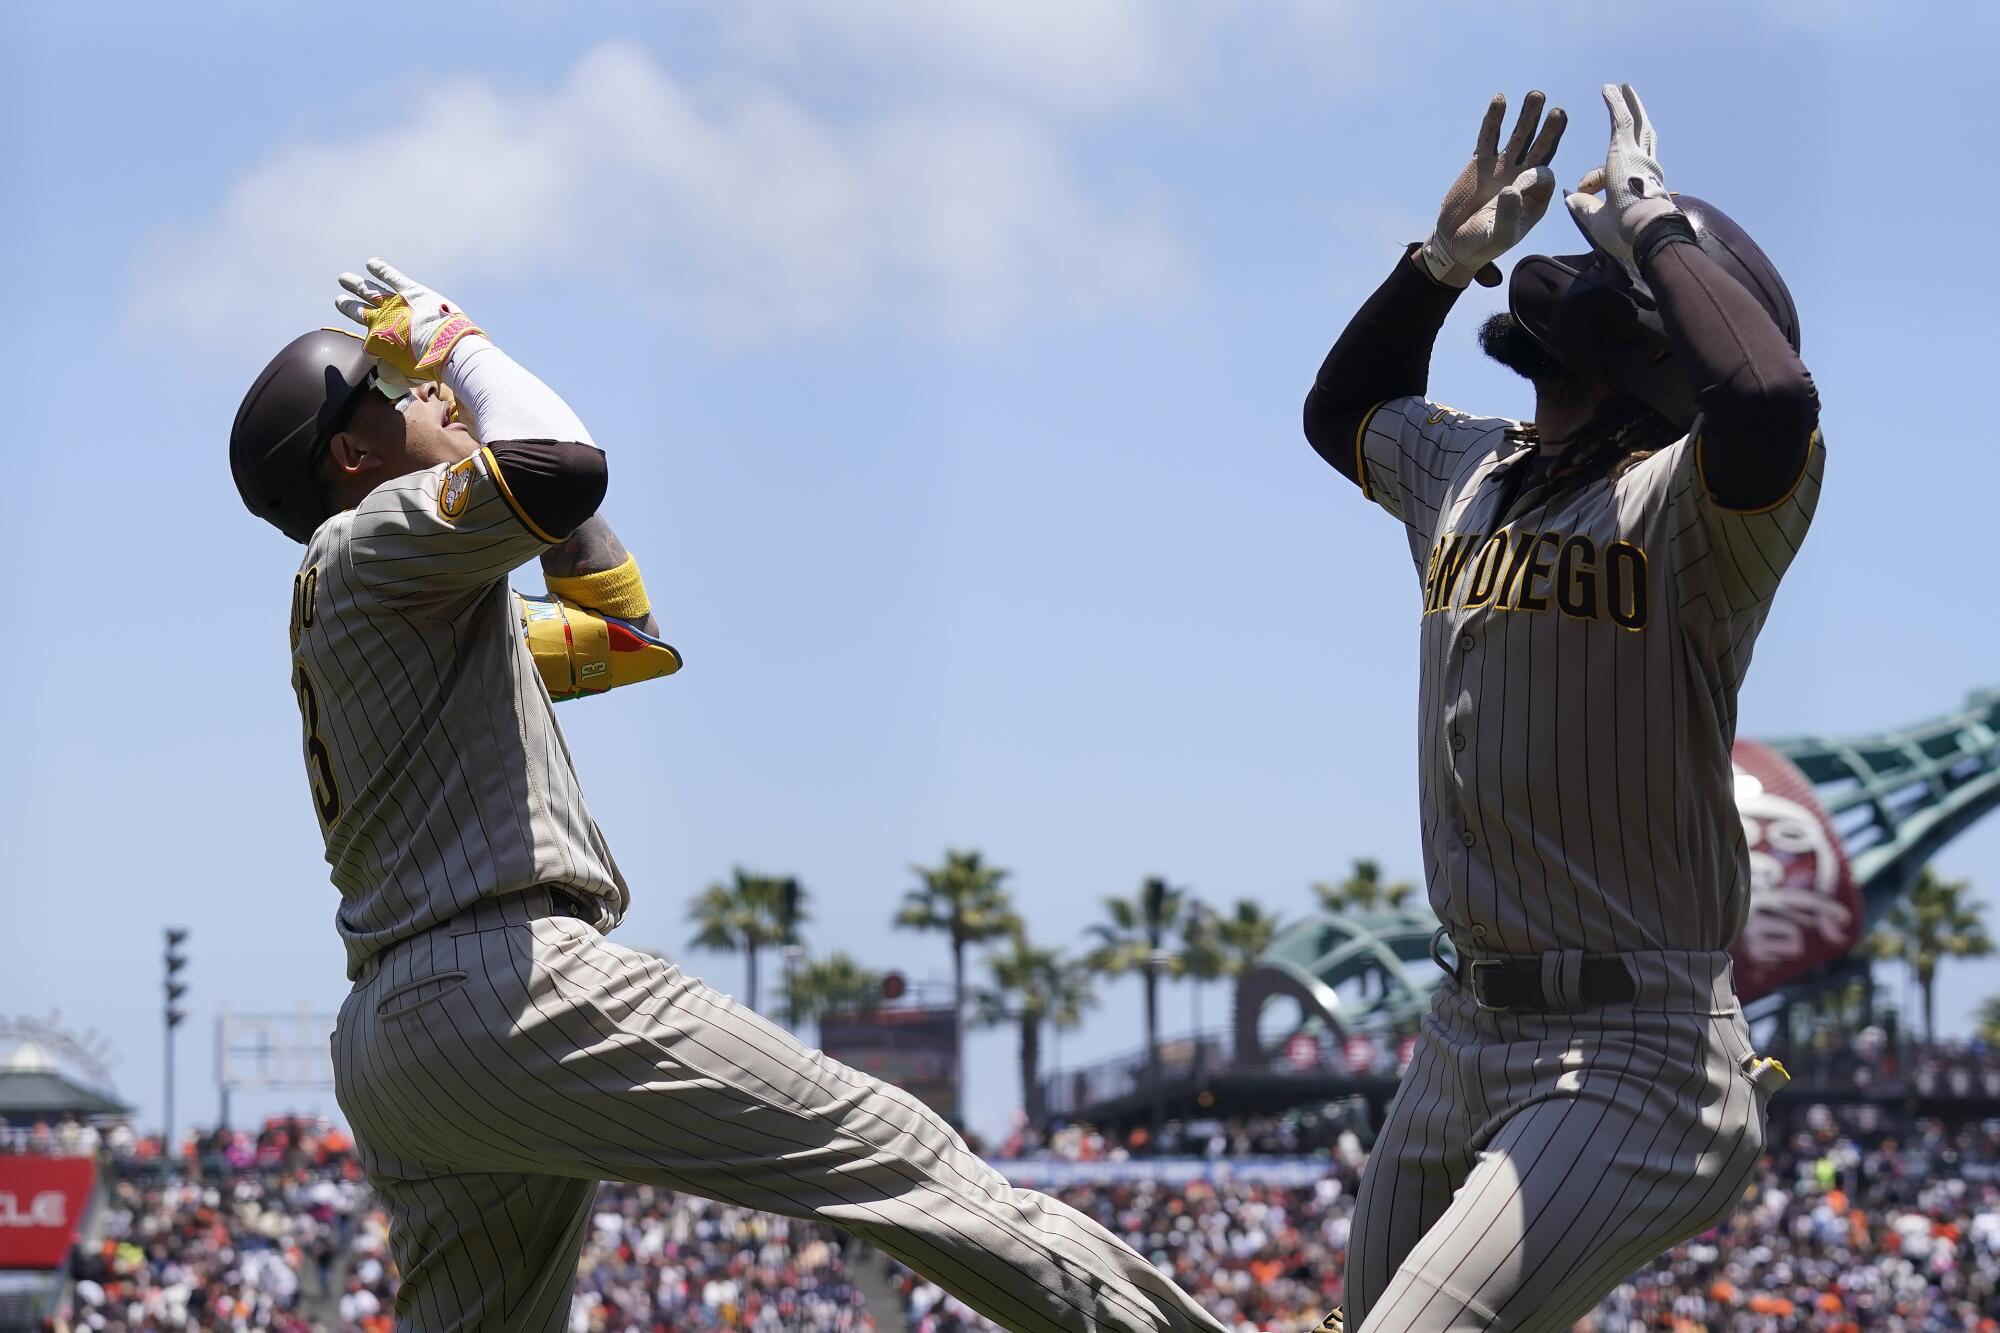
[333,259,485,381]
[1564,83,1682,266]
[331,270,421,403]
[1418,91,1567,288]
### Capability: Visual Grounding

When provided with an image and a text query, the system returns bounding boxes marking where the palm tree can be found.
[1210,897,1284,1044]
[893,850,1022,1024]
[783,952,884,1040]
[1865,867,1994,1043]
[1180,902,1226,1043]
[971,935,1095,1123]
[1811,976,1873,1035]
[1313,858,1416,915]
[1087,876,1189,1145]
[1977,994,2000,1046]
[688,870,808,1014]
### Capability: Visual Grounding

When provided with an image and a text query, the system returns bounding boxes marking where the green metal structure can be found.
[1231,909,1445,1064]
[1762,686,2000,930]
[1234,687,2000,1062]
[1031,689,2000,1128]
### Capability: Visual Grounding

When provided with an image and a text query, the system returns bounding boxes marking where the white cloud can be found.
[720,0,1179,113]
[717,0,1385,118]
[126,43,1184,344]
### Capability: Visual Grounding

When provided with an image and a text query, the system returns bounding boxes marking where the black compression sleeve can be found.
[487,440,608,540]
[1303,247,1465,485]
[1636,216,1820,510]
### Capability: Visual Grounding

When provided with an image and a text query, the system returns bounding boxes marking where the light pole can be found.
[164,929,189,1157]
[1143,877,1168,1155]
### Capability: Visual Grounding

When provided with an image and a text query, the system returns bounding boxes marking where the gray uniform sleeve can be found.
[1671,428,1826,618]
[1356,396,1514,553]
[345,449,555,606]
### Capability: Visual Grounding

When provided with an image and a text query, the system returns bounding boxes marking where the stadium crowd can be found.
[560,1185,873,1333]
[31,1122,875,1332]
[0,1115,128,1159]
[15,1054,2000,1332]
[899,1100,2000,1332]
[1767,1030,2000,1101]
[63,1160,363,1332]
[992,1107,1367,1164]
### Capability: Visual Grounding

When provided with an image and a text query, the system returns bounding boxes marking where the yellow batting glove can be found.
[334,258,484,381]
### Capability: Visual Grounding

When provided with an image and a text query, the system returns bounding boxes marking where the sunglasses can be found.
[313,367,428,461]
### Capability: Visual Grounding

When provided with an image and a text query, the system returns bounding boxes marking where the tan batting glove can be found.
[1564,83,1681,266]
[334,259,485,381]
[1418,91,1567,289]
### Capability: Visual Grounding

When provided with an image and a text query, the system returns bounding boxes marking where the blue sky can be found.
[3,1,1996,1141]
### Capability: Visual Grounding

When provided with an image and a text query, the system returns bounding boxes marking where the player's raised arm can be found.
[329,259,609,603]
[1304,92,1564,496]
[1565,84,1819,511]
[541,517,659,638]
[514,515,684,702]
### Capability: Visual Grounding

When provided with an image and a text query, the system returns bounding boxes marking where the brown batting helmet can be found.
[1508,194,1800,431]
[230,330,378,543]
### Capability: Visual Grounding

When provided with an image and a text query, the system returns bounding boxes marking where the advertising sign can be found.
[820,1007,960,1122]
[1729,740,1862,1001]
[1283,1033,1320,1071]
[0,1157,96,1270]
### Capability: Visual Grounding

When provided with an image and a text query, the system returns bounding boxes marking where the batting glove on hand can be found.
[334,259,485,381]
[1564,83,1681,266]
[1419,90,1566,289]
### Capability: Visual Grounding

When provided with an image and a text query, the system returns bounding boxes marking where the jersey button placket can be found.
[1438,604,1478,858]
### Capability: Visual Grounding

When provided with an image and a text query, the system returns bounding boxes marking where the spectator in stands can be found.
[897,1103,2000,1332]
[46,1092,2000,1333]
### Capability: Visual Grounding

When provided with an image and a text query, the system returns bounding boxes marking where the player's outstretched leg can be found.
[1340,1023,1476,1322]
[1353,999,1769,1332]
[336,895,1232,1333]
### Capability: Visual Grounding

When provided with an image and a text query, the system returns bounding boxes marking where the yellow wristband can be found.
[545,553,650,621]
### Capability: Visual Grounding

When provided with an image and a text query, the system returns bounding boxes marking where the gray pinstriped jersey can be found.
[289,447,627,980]
[1355,396,1824,958]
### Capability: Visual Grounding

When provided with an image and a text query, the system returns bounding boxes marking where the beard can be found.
[1477,312,1573,385]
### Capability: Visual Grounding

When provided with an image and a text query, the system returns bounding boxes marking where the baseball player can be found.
[1297,87,1821,1332]
[230,263,1240,1333]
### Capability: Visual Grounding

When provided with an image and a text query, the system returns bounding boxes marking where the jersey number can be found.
[289,564,341,828]
[293,662,342,829]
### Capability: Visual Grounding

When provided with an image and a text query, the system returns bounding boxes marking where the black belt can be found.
[1430,927,1637,1013]
[547,886,598,921]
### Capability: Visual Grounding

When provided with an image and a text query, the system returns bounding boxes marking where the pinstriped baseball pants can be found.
[1343,950,1772,1332]
[333,891,1230,1333]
